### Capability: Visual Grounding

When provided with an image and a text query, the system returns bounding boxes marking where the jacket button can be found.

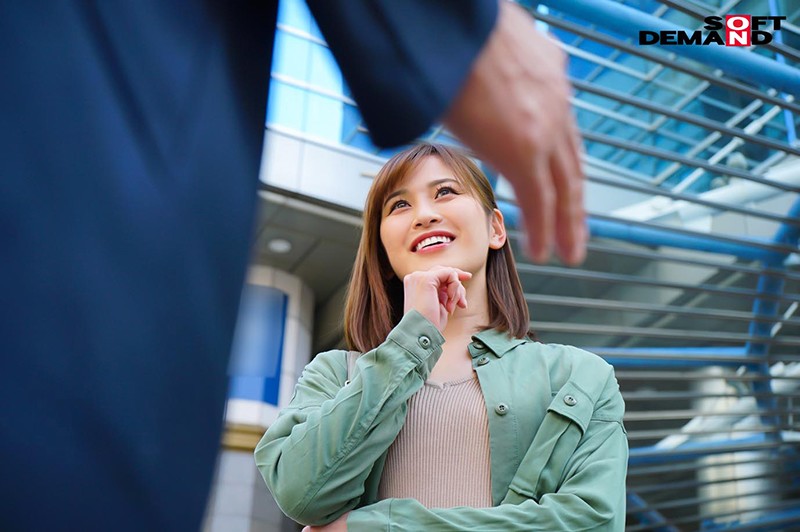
[419,335,431,348]
[564,394,578,406]
[495,403,509,415]
[472,340,486,350]
[477,355,490,366]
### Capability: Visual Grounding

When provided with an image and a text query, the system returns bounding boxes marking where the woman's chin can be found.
[408,259,471,274]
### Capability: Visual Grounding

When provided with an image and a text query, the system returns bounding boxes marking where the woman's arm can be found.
[346,373,628,531]
[254,311,445,526]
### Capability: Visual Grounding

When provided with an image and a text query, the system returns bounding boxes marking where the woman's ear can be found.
[489,208,507,250]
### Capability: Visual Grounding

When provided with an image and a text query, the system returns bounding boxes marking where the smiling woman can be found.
[254,143,628,531]
[348,144,530,354]
[380,157,503,280]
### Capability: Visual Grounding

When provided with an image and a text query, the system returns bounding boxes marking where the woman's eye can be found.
[435,186,457,198]
[388,199,409,212]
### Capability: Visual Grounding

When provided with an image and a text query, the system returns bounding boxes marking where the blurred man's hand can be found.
[444,0,586,265]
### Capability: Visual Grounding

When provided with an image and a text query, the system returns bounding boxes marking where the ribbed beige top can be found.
[378,372,493,508]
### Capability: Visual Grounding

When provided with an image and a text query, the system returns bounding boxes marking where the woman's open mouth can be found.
[414,235,454,253]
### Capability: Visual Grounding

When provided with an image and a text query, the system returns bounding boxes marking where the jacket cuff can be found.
[305,0,498,147]
[385,310,445,378]
[346,499,392,530]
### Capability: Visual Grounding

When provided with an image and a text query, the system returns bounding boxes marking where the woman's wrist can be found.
[385,310,446,378]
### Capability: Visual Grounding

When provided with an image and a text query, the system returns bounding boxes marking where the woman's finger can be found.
[457,284,468,309]
[430,265,472,282]
[438,285,449,309]
[446,270,460,313]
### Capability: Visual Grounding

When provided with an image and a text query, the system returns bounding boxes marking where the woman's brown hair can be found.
[344,143,530,352]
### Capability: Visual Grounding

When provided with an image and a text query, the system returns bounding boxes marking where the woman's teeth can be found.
[416,235,453,251]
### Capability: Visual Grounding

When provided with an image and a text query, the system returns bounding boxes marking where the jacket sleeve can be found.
[346,369,629,531]
[304,0,498,147]
[254,311,445,526]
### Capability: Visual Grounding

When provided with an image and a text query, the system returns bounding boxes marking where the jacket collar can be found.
[471,328,530,358]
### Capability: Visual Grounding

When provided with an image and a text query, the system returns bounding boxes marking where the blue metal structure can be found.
[531,3,798,529]
[539,0,800,95]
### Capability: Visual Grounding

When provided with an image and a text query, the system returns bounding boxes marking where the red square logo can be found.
[726,15,751,46]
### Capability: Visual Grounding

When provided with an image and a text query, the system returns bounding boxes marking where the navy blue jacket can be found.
[0,1,496,530]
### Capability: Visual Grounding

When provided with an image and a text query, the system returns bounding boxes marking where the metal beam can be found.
[533,10,800,115]
[539,0,800,95]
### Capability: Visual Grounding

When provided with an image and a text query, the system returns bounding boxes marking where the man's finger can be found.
[515,156,554,263]
[551,124,586,265]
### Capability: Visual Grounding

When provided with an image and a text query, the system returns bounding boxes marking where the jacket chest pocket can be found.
[503,385,593,504]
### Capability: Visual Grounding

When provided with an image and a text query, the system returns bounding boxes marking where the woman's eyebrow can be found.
[383,188,407,208]
[429,178,457,187]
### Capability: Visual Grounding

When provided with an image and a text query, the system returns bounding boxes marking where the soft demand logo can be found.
[639,15,785,46]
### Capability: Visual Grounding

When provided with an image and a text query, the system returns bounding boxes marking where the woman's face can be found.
[379,156,506,280]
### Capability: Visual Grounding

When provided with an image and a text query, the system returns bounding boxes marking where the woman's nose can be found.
[413,206,441,228]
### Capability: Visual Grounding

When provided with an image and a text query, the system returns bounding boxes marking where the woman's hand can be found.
[403,266,471,331]
[302,512,349,532]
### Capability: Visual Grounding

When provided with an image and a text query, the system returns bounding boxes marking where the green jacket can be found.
[255,311,628,531]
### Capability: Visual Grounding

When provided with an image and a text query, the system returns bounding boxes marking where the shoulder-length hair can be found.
[344,143,530,352]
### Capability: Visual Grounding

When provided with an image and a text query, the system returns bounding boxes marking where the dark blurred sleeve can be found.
[305,0,498,147]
